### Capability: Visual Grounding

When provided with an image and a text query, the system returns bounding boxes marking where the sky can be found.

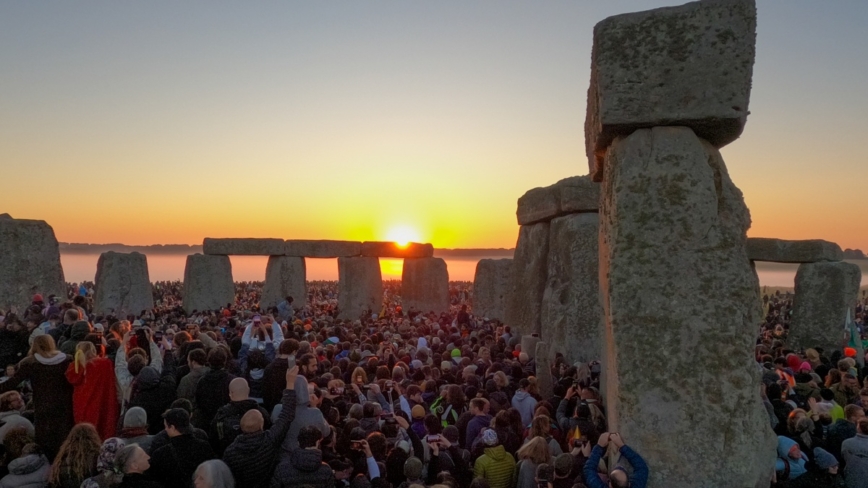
[1,1,866,250]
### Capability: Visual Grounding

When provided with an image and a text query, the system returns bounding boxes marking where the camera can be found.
[426,434,441,443]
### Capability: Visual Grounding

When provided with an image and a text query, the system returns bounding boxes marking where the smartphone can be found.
[350,440,363,450]
[426,435,440,443]
[154,331,163,342]
[381,412,394,419]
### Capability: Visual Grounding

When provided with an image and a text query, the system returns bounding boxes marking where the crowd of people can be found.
[0,279,863,488]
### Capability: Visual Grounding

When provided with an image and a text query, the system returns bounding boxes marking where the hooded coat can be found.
[66,356,119,441]
[59,321,91,355]
[473,445,516,488]
[128,366,177,435]
[0,453,50,488]
[511,390,537,426]
[271,448,335,488]
[776,436,809,481]
[465,413,493,448]
[280,376,330,452]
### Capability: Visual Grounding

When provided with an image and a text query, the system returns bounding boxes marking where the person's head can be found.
[813,447,839,474]
[76,341,98,361]
[481,428,499,448]
[5,364,16,377]
[228,378,250,402]
[115,444,149,475]
[63,309,79,324]
[163,408,191,437]
[193,459,235,488]
[299,353,317,378]
[308,382,323,408]
[470,397,489,416]
[29,334,58,357]
[0,391,24,413]
[858,418,868,435]
[50,423,101,486]
[240,408,264,434]
[609,467,629,488]
[298,425,324,449]
[123,406,148,430]
[207,348,228,370]
[127,354,147,377]
[845,404,865,423]
[860,388,868,408]
[352,367,368,385]
[516,436,550,465]
[95,438,126,473]
[530,415,551,439]
[403,457,423,481]
[278,339,299,357]
[187,348,207,368]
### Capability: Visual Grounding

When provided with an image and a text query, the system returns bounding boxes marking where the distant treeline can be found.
[59,242,516,258]
[844,248,867,260]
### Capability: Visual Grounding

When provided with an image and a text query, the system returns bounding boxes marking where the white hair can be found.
[194,459,235,488]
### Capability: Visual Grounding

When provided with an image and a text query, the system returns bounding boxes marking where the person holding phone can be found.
[583,432,648,488]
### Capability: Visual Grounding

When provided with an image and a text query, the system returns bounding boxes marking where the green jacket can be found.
[473,445,516,488]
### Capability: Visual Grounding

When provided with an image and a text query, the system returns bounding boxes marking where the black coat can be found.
[193,368,234,429]
[118,473,165,488]
[210,399,271,455]
[147,434,214,488]
[271,449,334,488]
[129,368,178,435]
[262,357,290,413]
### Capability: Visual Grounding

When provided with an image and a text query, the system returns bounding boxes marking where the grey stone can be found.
[203,238,286,256]
[472,259,514,321]
[789,262,862,354]
[843,248,866,260]
[182,254,234,312]
[284,240,362,258]
[402,258,449,314]
[535,341,554,401]
[521,335,540,360]
[505,222,550,337]
[261,256,306,309]
[360,241,434,258]
[746,238,843,263]
[599,127,774,487]
[585,0,757,181]
[93,252,154,316]
[337,257,383,320]
[517,175,600,225]
[540,213,603,364]
[0,216,66,311]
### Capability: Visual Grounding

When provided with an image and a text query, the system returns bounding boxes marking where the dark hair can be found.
[170,398,193,413]
[162,408,190,430]
[187,348,206,366]
[127,355,147,377]
[279,339,299,356]
[298,425,324,449]
[207,348,228,369]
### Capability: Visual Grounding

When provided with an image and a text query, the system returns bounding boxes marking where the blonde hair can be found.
[530,415,551,439]
[76,341,98,361]
[29,335,59,358]
[516,436,551,465]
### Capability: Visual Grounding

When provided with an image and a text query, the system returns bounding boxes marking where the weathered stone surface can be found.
[203,238,286,256]
[517,176,600,225]
[540,213,602,364]
[585,0,757,181]
[521,335,540,360]
[789,262,862,354]
[599,127,774,487]
[93,252,154,316]
[337,257,383,320]
[0,216,66,311]
[182,254,234,312]
[505,223,550,337]
[746,238,843,263]
[472,259,514,321]
[261,256,306,309]
[402,258,449,314]
[535,342,554,400]
[284,240,361,258]
[360,241,434,258]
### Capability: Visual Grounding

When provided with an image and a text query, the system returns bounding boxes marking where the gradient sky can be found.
[2,1,866,250]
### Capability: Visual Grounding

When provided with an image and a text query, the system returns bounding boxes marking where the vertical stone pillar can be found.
[521,335,540,360]
[337,257,383,320]
[541,213,602,363]
[183,254,234,312]
[0,215,66,311]
[535,341,553,400]
[402,257,449,314]
[472,259,513,321]
[261,256,307,310]
[789,262,862,353]
[94,252,154,316]
[506,222,549,336]
[599,127,774,487]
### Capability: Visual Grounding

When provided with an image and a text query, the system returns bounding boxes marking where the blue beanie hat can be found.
[813,447,838,470]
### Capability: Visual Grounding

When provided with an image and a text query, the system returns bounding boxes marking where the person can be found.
[827,405,865,462]
[0,391,35,442]
[115,444,161,488]
[177,348,208,405]
[271,425,335,487]
[66,341,119,441]
[277,297,294,322]
[119,407,154,453]
[775,447,844,488]
[262,339,296,414]
[465,398,492,448]
[81,437,126,488]
[841,418,868,488]
[512,378,538,427]
[0,335,74,460]
[193,459,235,488]
[49,423,101,488]
[280,374,330,452]
[556,387,599,445]
[0,442,51,488]
[129,365,177,435]
[583,432,648,488]
[58,320,91,355]
[515,436,554,488]
[148,408,215,488]
[194,348,234,430]
[473,429,515,488]
[222,366,298,488]
[210,378,271,456]
[116,329,163,412]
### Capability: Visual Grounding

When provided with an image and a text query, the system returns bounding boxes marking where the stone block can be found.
[183,254,234,312]
[360,241,434,258]
[402,257,449,314]
[505,222,550,337]
[789,262,862,354]
[585,0,757,181]
[535,341,554,400]
[521,335,540,360]
[337,257,383,320]
[540,213,603,364]
[599,127,774,487]
[472,259,513,321]
[284,240,362,258]
[261,256,306,309]
[203,238,286,256]
[517,175,600,225]
[746,238,843,263]
[93,252,154,316]
[0,216,65,311]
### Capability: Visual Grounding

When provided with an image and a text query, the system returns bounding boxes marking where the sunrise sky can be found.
[2,1,866,250]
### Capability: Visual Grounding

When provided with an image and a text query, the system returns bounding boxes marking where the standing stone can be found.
[261,256,306,310]
[521,335,540,360]
[183,254,234,312]
[93,252,154,316]
[506,223,550,337]
[472,259,513,321]
[535,341,554,401]
[599,127,774,487]
[541,213,603,364]
[789,262,862,354]
[0,215,65,311]
[338,257,383,320]
[585,0,757,180]
[402,257,449,314]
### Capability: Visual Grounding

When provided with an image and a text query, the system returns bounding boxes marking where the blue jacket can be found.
[583,444,648,488]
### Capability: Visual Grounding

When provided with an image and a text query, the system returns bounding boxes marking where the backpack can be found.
[211,404,251,454]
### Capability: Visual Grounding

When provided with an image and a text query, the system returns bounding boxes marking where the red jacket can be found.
[66,357,119,441]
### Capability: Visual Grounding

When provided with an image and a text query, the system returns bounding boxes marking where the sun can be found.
[386,225,422,247]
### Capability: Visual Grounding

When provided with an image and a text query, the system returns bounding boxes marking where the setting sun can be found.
[386,225,422,247]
